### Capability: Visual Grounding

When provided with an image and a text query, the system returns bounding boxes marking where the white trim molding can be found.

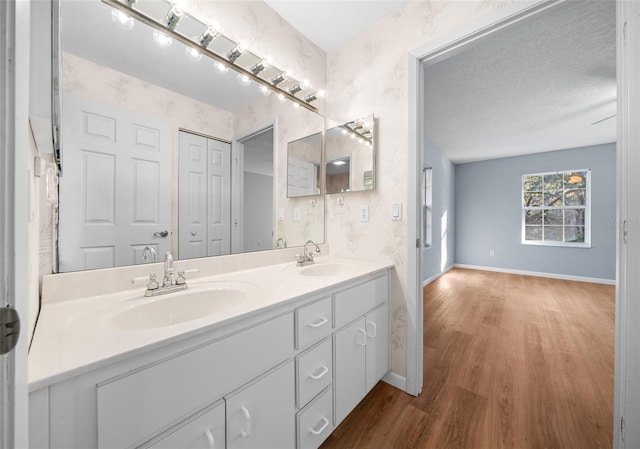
[382,371,407,392]
[454,264,616,285]
[422,265,454,287]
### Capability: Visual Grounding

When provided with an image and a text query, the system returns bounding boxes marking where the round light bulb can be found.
[259,85,271,96]
[277,93,286,102]
[153,29,173,48]
[185,46,202,62]
[111,9,135,30]
[237,73,251,87]
[215,62,229,73]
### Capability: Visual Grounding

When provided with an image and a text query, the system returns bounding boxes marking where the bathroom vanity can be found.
[28,256,391,449]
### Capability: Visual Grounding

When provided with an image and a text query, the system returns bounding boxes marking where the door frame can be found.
[1,0,31,446]
[231,121,276,254]
[406,0,597,396]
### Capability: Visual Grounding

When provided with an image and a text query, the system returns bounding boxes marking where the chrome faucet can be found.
[275,237,287,248]
[296,240,320,267]
[141,246,157,263]
[143,251,189,297]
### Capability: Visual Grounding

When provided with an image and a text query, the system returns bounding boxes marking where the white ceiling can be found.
[423,0,616,164]
[264,0,408,53]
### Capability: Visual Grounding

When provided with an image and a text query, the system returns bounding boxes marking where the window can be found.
[423,166,433,248]
[522,169,591,247]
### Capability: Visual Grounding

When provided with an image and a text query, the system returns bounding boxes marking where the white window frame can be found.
[521,168,591,248]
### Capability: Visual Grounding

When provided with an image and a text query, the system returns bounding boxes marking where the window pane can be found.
[565,189,586,206]
[525,210,542,224]
[564,171,587,189]
[564,209,585,226]
[544,174,563,190]
[524,192,542,207]
[525,226,542,240]
[565,226,585,243]
[544,226,563,241]
[524,175,543,191]
[543,209,563,225]
[544,191,562,207]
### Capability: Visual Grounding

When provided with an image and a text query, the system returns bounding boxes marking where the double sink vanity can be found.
[28,250,392,449]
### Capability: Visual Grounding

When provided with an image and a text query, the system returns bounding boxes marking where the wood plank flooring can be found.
[320,268,615,449]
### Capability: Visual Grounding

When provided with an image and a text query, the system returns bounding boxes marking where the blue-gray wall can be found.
[423,139,456,282]
[455,143,616,281]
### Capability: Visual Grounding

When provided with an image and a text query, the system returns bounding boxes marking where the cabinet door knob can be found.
[309,416,330,436]
[240,405,252,438]
[366,321,377,338]
[309,365,329,380]
[204,429,215,448]
[308,317,328,328]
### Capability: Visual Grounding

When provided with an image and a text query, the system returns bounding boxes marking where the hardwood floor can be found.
[320,268,615,449]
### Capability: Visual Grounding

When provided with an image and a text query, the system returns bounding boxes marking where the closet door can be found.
[179,131,208,259]
[207,138,231,256]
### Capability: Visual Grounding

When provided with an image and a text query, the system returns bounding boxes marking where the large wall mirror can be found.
[56,0,325,273]
[325,114,375,194]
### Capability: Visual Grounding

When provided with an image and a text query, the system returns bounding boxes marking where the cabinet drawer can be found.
[296,338,332,408]
[297,386,334,449]
[296,296,332,349]
[334,274,388,328]
[97,313,294,449]
[141,400,225,449]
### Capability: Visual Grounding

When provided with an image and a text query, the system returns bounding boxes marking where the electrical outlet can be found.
[489,250,495,257]
[360,205,369,222]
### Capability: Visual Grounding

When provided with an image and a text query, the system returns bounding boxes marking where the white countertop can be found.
[29,256,392,390]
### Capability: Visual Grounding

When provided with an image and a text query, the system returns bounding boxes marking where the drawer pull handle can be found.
[357,328,367,346]
[309,365,329,380]
[240,405,252,438]
[204,429,215,448]
[309,417,330,436]
[308,317,328,328]
[367,321,377,338]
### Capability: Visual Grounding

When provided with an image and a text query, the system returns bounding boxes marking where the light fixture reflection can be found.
[259,85,271,96]
[185,46,202,62]
[333,160,347,166]
[215,61,229,73]
[111,9,135,30]
[153,29,173,47]
[237,73,251,87]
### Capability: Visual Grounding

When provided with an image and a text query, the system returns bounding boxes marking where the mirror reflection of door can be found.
[235,127,275,253]
[326,156,352,193]
[178,131,231,259]
[58,95,172,272]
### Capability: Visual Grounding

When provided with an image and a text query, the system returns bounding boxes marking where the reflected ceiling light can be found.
[153,29,173,47]
[164,4,185,30]
[259,85,271,96]
[251,60,269,75]
[215,61,229,73]
[271,72,287,86]
[333,160,347,166]
[185,46,202,62]
[237,73,251,87]
[111,9,135,30]
[226,45,244,63]
[198,26,217,47]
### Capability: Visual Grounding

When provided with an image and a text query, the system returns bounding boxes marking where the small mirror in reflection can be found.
[287,132,322,198]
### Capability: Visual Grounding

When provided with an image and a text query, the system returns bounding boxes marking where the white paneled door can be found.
[179,131,231,258]
[59,95,172,271]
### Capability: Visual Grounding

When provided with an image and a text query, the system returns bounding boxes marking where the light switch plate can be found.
[360,205,369,222]
[278,208,285,221]
[391,202,402,221]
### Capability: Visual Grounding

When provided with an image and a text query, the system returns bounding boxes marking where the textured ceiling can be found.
[423,0,616,164]
[264,0,408,53]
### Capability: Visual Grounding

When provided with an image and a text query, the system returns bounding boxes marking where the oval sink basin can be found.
[298,262,357,277]
[110,283,250,330]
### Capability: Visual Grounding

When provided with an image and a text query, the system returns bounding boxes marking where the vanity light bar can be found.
[102,0,321,112]
[250,60,268,75]
[226,45,244,63]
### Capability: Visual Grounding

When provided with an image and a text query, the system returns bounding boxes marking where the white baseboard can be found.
[422,264,455,287]
[454,264,616,285]
[382,371,407,391]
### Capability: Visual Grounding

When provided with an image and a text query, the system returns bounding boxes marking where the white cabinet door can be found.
[365,304,389,393]
[145,400,225,449]
[226,361,295,449]
[333,317,366,424]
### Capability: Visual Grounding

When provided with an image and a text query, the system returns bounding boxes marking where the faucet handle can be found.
[175,271,186,285]
[146,274,159,290]
[295,253,305,264]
